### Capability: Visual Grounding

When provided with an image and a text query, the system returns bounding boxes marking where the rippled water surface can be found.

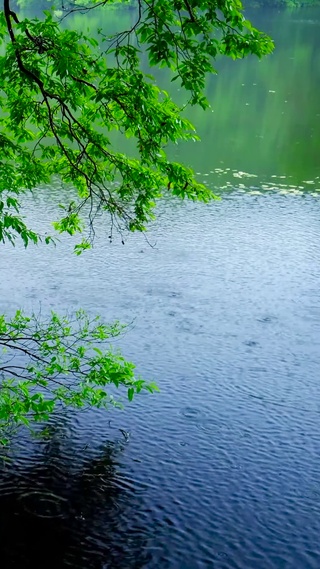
[1,7,320,569]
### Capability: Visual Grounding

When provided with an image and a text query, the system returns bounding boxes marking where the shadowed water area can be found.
[1,7,320,569]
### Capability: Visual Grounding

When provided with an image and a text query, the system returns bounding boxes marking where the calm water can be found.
[1,7,320,569]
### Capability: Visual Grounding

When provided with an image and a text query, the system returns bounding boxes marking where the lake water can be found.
[1,7,320,569]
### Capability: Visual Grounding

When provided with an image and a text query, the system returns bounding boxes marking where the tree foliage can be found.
[0,0,273,444]
[0,309,159,444]
[0,0,273,247]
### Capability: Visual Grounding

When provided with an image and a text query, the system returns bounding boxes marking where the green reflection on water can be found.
[19,6,320,196]
[80,6,320,193]
[173,8,320,192]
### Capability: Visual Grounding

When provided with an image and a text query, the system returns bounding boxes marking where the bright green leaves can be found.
[220,29,274,59]
[0,193,39,247]
[1,0,272,446]
[0,210,38,247]
[0,1,273,246]
[0,309,158,441]
[52,213,84,235]
[74,240,91,255]
[137,0,274,106]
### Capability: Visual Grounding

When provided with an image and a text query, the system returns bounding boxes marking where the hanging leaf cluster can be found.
[0,0,273,246]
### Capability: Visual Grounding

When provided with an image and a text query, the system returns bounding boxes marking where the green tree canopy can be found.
[0,0,273,443]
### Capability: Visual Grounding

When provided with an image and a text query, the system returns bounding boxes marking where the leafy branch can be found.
[0,0,273,248]
[0,309,158,444]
